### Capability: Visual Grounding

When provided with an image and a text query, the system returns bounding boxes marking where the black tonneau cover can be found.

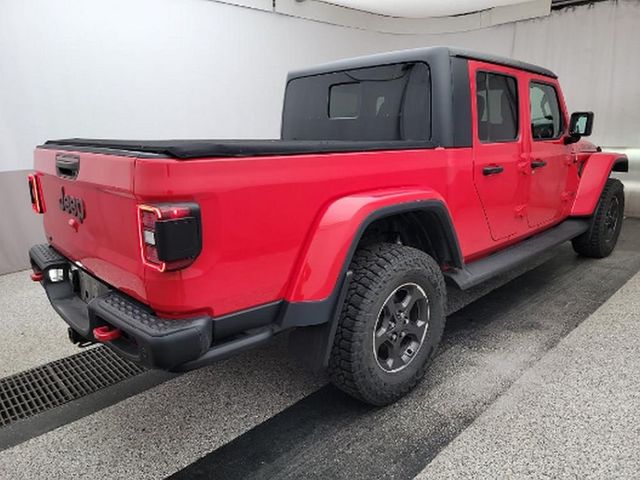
[43,138,435,159]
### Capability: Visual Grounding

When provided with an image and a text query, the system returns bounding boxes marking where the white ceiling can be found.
[319,0,533,18]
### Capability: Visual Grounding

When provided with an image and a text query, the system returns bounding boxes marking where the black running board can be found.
[445,219,589,290]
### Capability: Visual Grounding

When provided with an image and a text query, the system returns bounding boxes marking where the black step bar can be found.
[445,219,589,290]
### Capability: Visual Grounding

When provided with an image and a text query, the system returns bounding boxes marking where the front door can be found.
[526,79,571,228]
[471,62,527,241]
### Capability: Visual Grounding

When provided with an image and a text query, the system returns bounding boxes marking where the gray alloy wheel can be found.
[373,282,430,373]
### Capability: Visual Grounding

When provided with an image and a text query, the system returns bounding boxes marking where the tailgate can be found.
[33,147,146,302]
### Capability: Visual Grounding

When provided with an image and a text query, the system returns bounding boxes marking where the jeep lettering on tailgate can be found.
[59,187,85,223]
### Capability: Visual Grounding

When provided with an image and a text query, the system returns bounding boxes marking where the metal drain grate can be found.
[0,347,145,427]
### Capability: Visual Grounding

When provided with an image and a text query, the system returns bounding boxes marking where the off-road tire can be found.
[572,178,624,258]
[328,243,446,406]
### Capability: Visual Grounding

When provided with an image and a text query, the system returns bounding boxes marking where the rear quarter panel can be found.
[134,147,490,316]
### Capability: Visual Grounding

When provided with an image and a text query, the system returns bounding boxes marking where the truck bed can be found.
[43,138,435,159]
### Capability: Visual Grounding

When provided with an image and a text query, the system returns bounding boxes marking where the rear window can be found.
[282,62,431,142]
[476,71,519,143]
[329,83,360,118]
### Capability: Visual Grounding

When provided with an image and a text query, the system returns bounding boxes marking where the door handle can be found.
[56,153,80,179]
[483,165,504,176]
[531,159,547,169]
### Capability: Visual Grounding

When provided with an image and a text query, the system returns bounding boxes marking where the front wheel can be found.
[572,178,625,258]
[328,243,446,406]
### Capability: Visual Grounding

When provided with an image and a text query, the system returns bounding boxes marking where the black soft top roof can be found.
[287,46,557,81]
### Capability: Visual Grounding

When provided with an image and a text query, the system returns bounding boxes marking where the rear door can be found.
[525,78,571,227]
[470,61,528,241]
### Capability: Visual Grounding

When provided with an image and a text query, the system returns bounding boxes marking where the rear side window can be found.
[476,72,519,142]
[329,83,360,118]
[282,62,431,141]
[530,82,563,140]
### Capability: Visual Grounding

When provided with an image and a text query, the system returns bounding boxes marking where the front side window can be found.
[475,71,519,143]
[529,82,563,140]
[282,62,431,141]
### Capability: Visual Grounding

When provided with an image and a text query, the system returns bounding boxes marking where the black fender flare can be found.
[612,156,629,172]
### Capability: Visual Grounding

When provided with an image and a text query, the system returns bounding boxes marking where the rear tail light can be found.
[137,203,202,272]
[28,173,46,214]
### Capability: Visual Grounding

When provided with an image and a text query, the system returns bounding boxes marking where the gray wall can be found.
[0,171,45,273]
[1,0,638,273]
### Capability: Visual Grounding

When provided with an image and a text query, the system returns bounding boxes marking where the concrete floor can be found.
[0,219,639,479]
[0,270,80,377]
[417,270,640,479]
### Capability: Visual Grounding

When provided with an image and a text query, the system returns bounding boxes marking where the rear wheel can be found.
[572,178,624,258]
[328,243,446,406]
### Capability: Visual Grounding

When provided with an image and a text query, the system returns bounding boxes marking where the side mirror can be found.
[569,111,594,136]
[565,111,594,145]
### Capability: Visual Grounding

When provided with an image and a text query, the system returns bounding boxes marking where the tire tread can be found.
[328,243,446,405]
[572,178,624,258]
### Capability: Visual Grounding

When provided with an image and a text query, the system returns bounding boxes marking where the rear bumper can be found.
[29,244,274,371]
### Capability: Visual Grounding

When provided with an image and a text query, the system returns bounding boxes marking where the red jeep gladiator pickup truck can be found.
[28,47,628,405]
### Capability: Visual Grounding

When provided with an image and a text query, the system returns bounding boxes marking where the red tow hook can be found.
[30,271,44,282]
[93,325,122,342]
